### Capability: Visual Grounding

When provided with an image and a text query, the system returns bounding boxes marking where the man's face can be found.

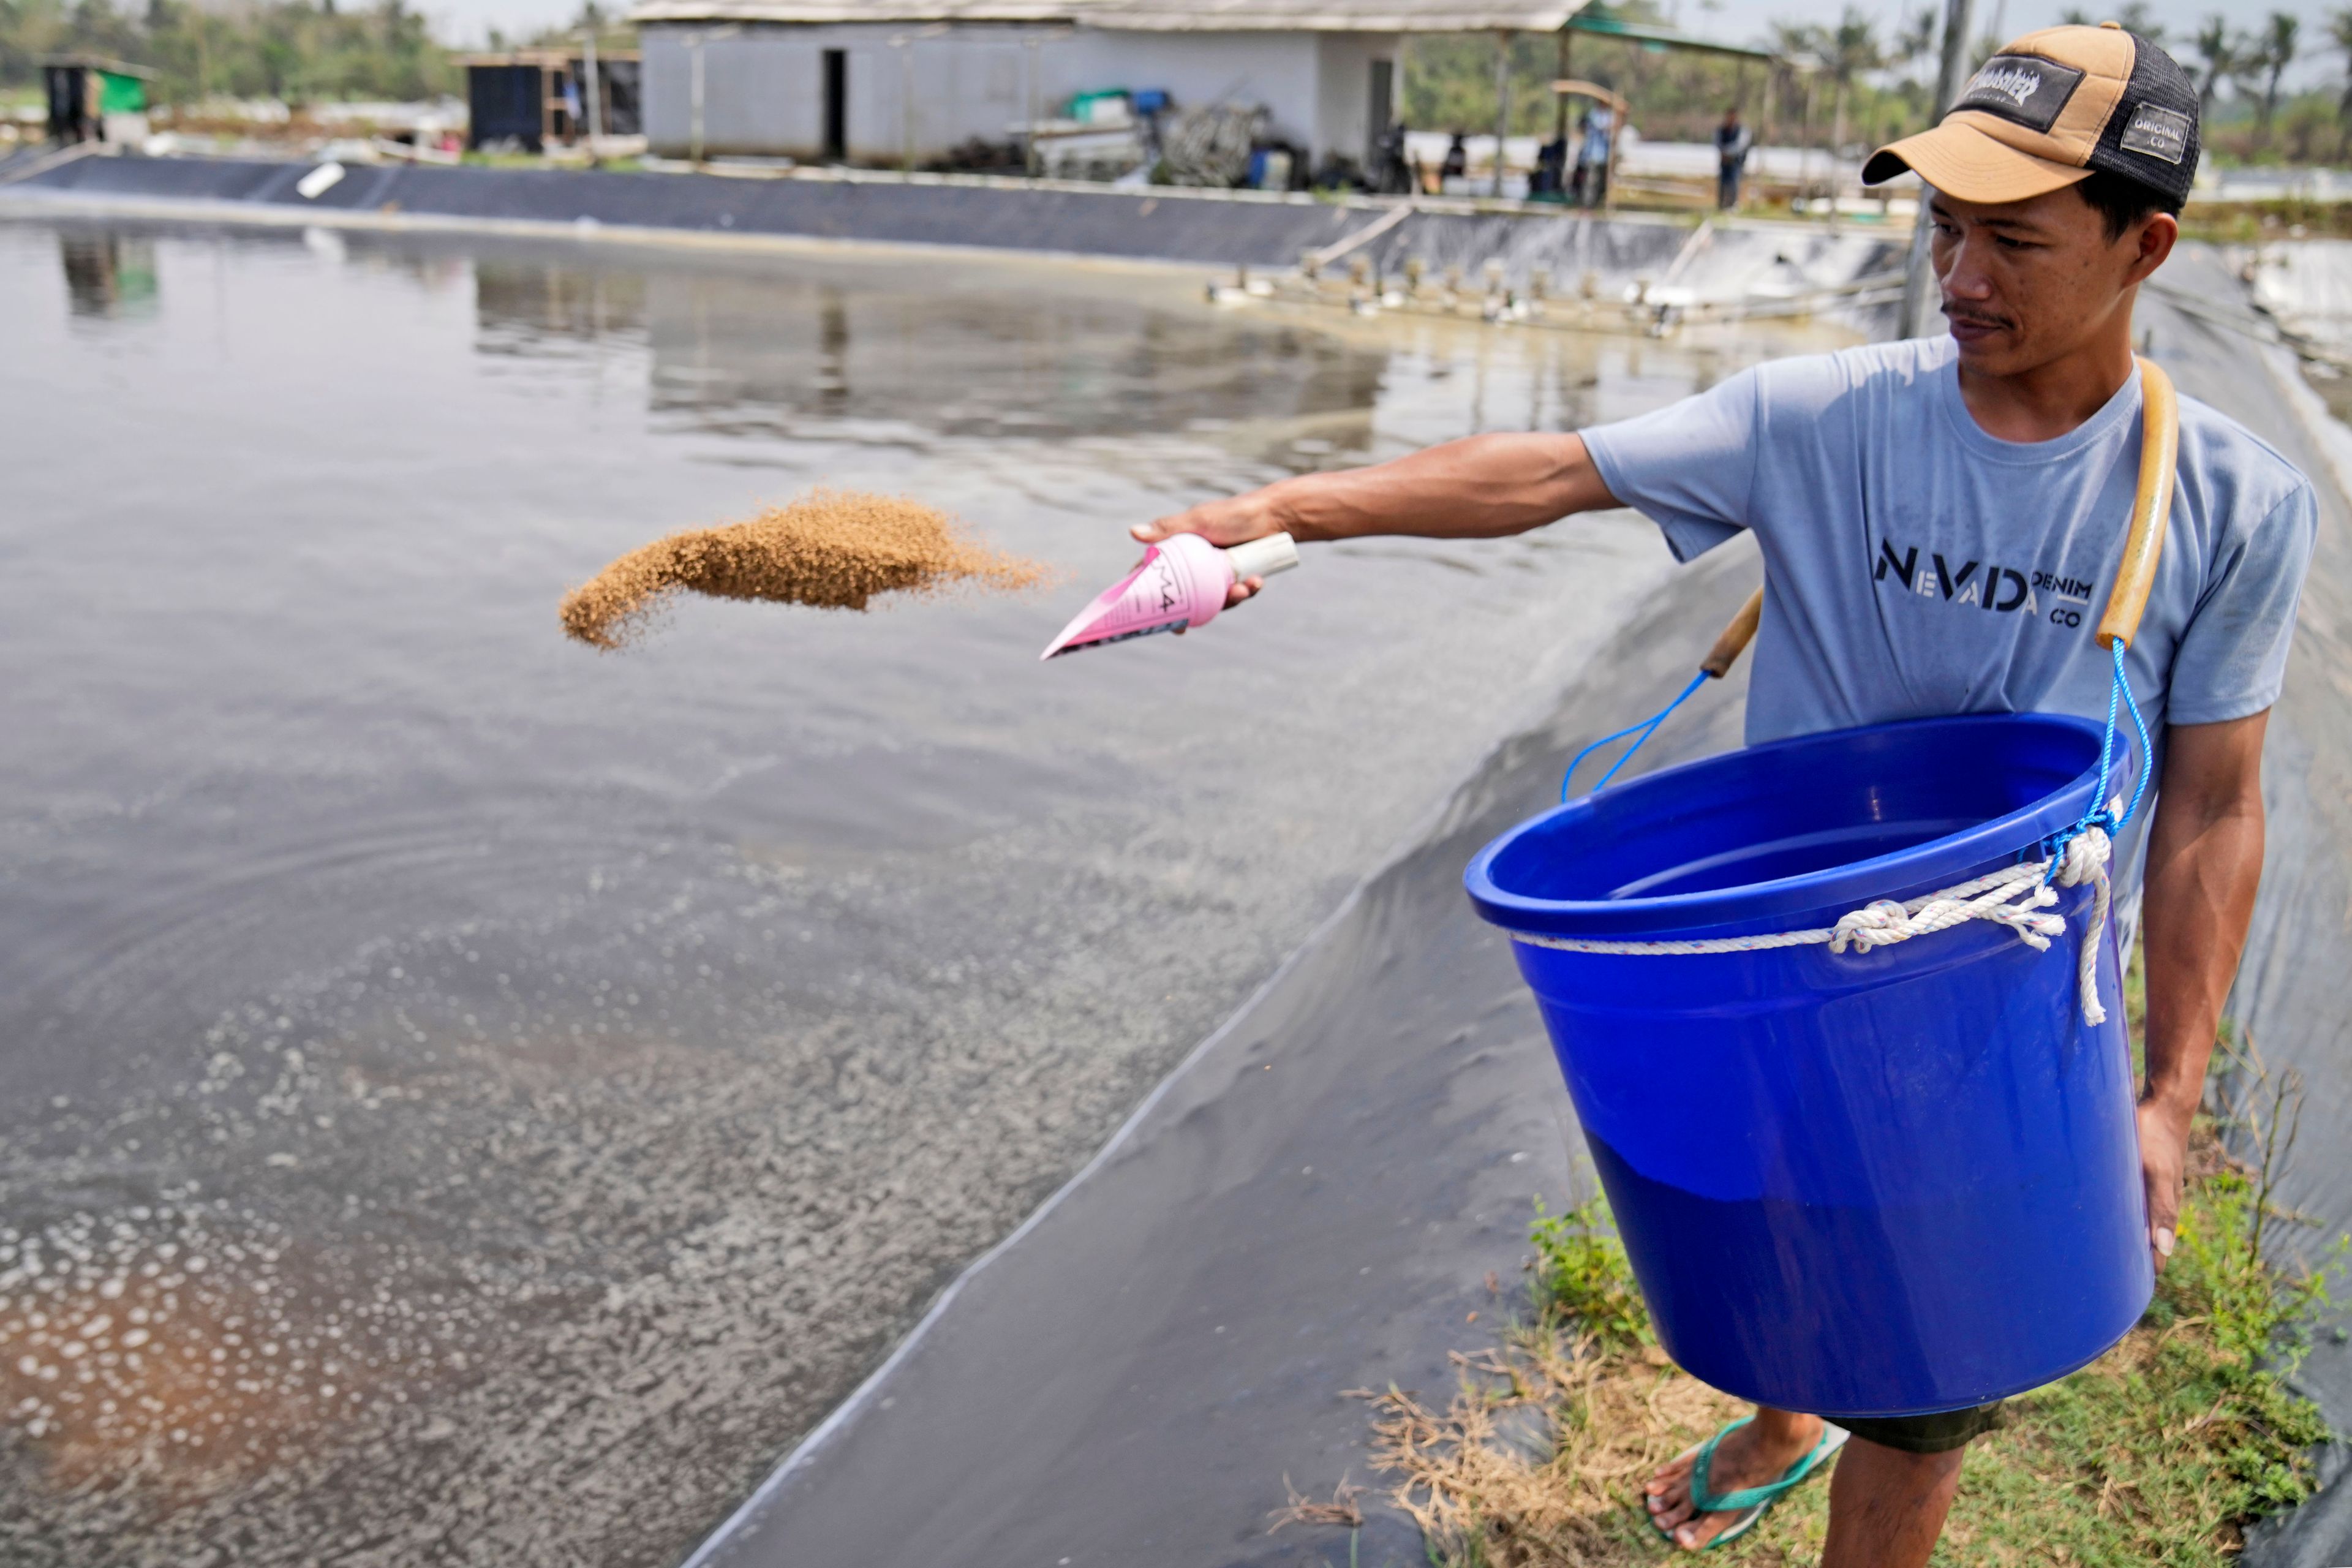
[1929,185,2175,375]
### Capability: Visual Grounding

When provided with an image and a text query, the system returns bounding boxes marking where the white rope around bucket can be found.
[1506,821,2118,1027]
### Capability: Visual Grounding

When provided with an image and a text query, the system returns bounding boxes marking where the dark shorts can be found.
[1834,1401,2007,1454]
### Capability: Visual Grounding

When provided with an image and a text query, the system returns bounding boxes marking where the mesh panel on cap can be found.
[2086,31,2199,204]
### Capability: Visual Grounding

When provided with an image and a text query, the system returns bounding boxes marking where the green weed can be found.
[1527,1194,1649,1351]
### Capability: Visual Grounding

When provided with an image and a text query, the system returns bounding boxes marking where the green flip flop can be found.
[1648,1415,1849,1551]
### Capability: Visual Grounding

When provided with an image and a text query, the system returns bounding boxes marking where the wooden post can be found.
[1555,29,1572,141]
[1898,0,1978,337]
[1602,89,1621,212]
[1493,30,1513,198]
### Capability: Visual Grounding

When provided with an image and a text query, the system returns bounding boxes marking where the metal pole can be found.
[1799,71,1815,213]
[1025,34,1040,179]
[1602,90,1621,211]
[1898,0,1977,337]
[690,32,706,165]
[897,37,914,174]
[583,28,603,146]
[1493,30,1513,198]
[1555,29,1570,141]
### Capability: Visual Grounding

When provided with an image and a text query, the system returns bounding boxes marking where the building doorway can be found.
[822,48,847,161]
[1366,58,1393,168]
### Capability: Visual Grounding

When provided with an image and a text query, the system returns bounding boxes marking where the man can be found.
[1532,130,1569,200]
[1440,132,1468,186]
[1133,25,2313,1566]
[1567,108,1594,205]
[1579,97,1615,207]
[1715,105,1751,209]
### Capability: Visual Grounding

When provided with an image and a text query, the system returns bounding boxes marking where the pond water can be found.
[0,215,1839,1566]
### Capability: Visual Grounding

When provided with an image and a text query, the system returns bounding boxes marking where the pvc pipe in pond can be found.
[1040,532,1299,660]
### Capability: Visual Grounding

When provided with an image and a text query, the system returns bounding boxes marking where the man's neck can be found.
[1954,309,2139,445]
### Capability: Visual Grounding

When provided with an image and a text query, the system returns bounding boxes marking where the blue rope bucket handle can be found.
[1561,586,1762,803]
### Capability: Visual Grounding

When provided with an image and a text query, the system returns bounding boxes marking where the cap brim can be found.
[1863,119,2090,204]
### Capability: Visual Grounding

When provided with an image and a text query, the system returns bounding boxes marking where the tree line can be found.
[4,0,2348,167]
[1400,1,2352,167]
[0,0,451,104]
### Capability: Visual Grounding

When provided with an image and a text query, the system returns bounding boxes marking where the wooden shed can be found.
[460,49,643,151]
[41,55,156,146]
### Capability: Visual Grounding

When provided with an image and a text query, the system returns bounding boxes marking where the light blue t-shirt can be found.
[1581,336,2317,899]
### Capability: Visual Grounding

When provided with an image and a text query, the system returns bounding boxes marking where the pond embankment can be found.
[1,153,1906,334]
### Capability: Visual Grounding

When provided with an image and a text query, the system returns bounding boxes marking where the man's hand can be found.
[2139,710,2270,1273]
[2136,1096,2189,1270]
[1133,494,1291,610]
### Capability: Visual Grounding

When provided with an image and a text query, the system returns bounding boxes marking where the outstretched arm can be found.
[2136,710,2269,1268]
[1133,432,1621,603]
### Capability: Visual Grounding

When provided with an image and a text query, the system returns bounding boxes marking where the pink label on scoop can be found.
[1041,545,1213,659]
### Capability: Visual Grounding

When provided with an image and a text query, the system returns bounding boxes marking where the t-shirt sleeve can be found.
[1580,367,1762,563]
[2166,482,2317,726]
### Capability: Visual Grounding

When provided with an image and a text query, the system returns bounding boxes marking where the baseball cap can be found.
[1863,23,2199,206]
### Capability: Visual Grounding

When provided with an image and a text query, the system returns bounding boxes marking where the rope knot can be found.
[2053,823,2113,889]
[1829,899,1913,954]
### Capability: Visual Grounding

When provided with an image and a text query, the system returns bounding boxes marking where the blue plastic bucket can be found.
[1464,713,2153,1418]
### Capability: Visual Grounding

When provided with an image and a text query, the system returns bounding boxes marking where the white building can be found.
[626,0,1581,173]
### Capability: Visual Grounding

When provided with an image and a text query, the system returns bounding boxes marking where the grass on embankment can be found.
[1333,992,2338,1565]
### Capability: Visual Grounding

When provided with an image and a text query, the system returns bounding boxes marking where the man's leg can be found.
[1645,1406,1823,1550]
[1648,1401,1995,1555]
[1819,1436,1967,1568]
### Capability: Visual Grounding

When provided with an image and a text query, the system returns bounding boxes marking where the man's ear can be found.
[2125,212,2177,285]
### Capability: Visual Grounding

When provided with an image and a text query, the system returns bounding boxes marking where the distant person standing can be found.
[1716,106,1752,209]
[1567,110,1594,204]
[1532,132,1569,198]
[1375,120,1414,195]
[1441,132,1468,186]
[1580,100,1615,208]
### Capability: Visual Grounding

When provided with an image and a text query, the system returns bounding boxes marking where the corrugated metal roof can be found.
[1563,13,1774,59]
[1088,0,1584,29]
[628,0,1091,23]
[628,0,1587,31]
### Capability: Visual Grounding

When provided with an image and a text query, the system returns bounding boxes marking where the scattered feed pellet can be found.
[561,490,1054,649]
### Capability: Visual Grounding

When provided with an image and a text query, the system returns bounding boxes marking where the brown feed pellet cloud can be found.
[561,491,1054,650]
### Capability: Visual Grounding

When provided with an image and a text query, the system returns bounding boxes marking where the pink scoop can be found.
[1040,532,1299,660]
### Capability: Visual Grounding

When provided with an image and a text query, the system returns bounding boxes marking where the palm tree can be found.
[2193,13,2237,112]
[2111,2,2166,44]
[2332,7,2352,147]
[2256,10,2299,132]
[1892,5,1937,125]
[1823,6,1883,172]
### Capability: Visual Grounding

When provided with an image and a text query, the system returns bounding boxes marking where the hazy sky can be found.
[415,0,2337,92]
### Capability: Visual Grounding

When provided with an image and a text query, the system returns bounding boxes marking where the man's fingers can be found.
[2153,1224,2176,1267]
[1131,520,1169,543]
[1224,576,1261,608]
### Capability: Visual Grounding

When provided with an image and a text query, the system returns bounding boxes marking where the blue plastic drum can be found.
[1464,713,2153,1418]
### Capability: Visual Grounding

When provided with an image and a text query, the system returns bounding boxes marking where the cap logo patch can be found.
[1956,54,2084,133]
[2120,103,2191,165]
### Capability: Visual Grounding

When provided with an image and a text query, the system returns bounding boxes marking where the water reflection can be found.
[58,233,157,318]
[467,249,1390,453]
[474,258,649,354]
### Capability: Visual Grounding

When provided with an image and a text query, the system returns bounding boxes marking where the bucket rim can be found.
[1463,712,2119,940]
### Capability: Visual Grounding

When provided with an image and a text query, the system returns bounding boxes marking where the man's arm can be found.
[2136,710,2270,1267]
[1131,432,1622,606]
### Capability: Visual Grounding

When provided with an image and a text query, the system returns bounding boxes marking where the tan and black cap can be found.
[1863,23,2199,206]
